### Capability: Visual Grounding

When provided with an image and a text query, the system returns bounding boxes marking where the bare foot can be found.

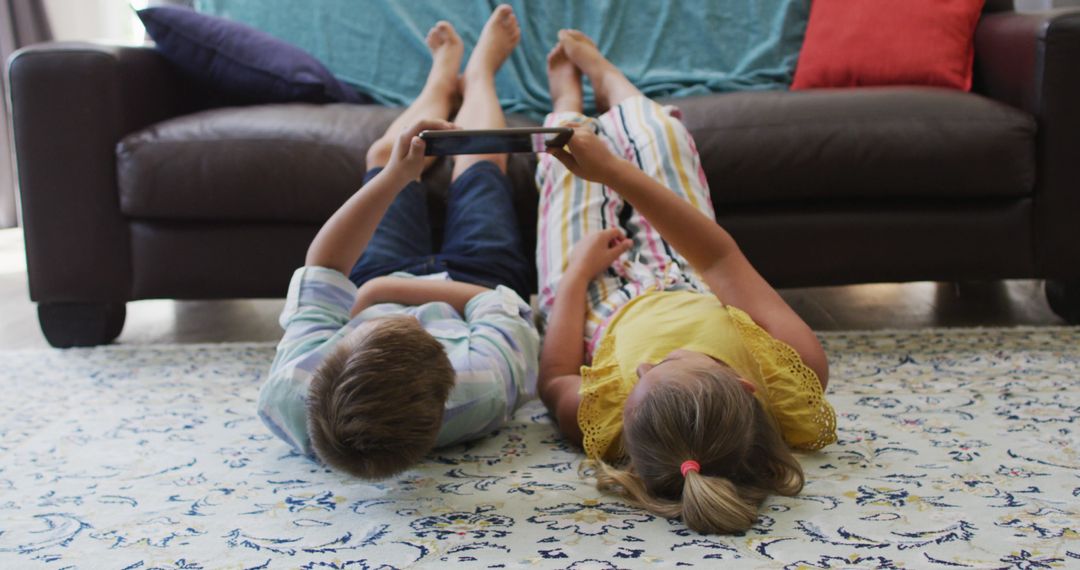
[557,29,640,111]
[424,21,464,96]
[547,43,583,114]
[464,4,521,81]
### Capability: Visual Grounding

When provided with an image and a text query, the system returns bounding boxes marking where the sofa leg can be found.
[37,302,127,348]
[1045,280,1080,325]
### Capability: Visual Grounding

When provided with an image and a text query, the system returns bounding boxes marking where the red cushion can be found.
[791,0,986,91]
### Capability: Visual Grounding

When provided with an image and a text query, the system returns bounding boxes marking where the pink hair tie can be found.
[680,460,700,477]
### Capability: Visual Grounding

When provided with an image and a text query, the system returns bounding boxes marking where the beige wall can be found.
[43,0,148,43]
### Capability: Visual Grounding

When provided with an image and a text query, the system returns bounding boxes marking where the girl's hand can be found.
[384,119,457,182]
[548,125,629,187]
[567,227,633,279]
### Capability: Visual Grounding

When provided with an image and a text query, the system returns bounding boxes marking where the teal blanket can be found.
[195,0,809,121]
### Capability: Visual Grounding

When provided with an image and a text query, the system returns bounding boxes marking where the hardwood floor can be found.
[0,228,1066,350]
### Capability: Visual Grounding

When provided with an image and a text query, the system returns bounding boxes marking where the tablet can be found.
[419,127,573,156]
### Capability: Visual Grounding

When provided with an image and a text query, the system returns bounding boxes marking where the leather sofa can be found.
[8,1,1080,347]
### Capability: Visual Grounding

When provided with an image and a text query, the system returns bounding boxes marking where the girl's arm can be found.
[538,272,588,445]
[539,228,632,443]
[305,119,455,274]
[550,129,830,387]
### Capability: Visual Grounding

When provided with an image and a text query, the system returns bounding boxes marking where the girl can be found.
[536,30,838,534]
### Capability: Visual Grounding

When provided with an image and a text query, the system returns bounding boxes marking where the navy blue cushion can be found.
[137,6,369,104]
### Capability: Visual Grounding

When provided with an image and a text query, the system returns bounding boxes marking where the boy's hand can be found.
[350,277,386,317]
[567,227,633,280]
[548,125,629,187]
[384,119,457,182]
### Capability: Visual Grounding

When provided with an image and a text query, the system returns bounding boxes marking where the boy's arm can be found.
[351,277,490,316]
[305,119,455,274]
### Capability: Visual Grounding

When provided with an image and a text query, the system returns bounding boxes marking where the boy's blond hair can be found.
[593,363,803,534]
[307,316,454,479]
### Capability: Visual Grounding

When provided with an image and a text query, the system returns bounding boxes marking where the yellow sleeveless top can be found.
[578,290,837,461]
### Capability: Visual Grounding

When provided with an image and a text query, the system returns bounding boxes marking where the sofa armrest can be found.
[8,42,190,302]
[974,9,1080,278]
[975,8,1080,113]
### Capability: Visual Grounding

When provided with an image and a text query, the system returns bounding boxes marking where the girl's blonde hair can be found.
[593,364,803,534]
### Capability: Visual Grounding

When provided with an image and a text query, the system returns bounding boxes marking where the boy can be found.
[258,7,538,479]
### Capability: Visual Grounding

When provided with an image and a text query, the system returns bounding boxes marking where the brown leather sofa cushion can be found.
[675,87,1037,205]
[117,103,538,223]
[118,88,1037,223]
[119,104,390,222]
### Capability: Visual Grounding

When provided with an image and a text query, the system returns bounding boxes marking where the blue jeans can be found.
[348,161,531,298]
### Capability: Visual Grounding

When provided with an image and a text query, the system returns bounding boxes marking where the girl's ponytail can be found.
[593,460,776,534]
[597,361,806,534]
[681,470,766,533]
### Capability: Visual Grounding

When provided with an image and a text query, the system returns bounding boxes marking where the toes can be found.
[444,23,461,42]
[547,44,568,65]
[428,21,464,53]
[561,29,589,43]
[494,5,518,33]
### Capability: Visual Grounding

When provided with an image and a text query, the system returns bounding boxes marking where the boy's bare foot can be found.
[547,43,583,114]
[464,4,521,81]
[557,29,640,111]
[368,21,461,172]
[424,21,464,97]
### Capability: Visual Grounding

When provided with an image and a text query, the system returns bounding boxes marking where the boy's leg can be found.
[437,6,532,296]
[348,170,434,285]
[439,163,531,296]
[350,22,464,285]
[365,22,463,174]
[449,5,519,178]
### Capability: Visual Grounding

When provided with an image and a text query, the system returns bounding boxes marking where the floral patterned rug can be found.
[1,327,1078,569]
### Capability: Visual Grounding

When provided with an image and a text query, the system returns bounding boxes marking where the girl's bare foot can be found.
[547,43,583,114]
[464,4,521,81]
[557,29,640,111]
[424,21,464,98]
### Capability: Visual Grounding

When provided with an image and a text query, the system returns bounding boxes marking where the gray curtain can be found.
[1,0,50,228]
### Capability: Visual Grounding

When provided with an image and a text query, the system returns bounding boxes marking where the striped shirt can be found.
[258,266,539,458]
[536,96,714,356]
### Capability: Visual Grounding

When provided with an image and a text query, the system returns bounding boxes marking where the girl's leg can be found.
[559,29,715,291]
[365,21,463,173]
[439,6,530,295]
[537,42,636,347]
[556,29,641,114]
[559,29,711,216]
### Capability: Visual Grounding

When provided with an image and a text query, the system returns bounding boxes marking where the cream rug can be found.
[1,328,1078,568]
